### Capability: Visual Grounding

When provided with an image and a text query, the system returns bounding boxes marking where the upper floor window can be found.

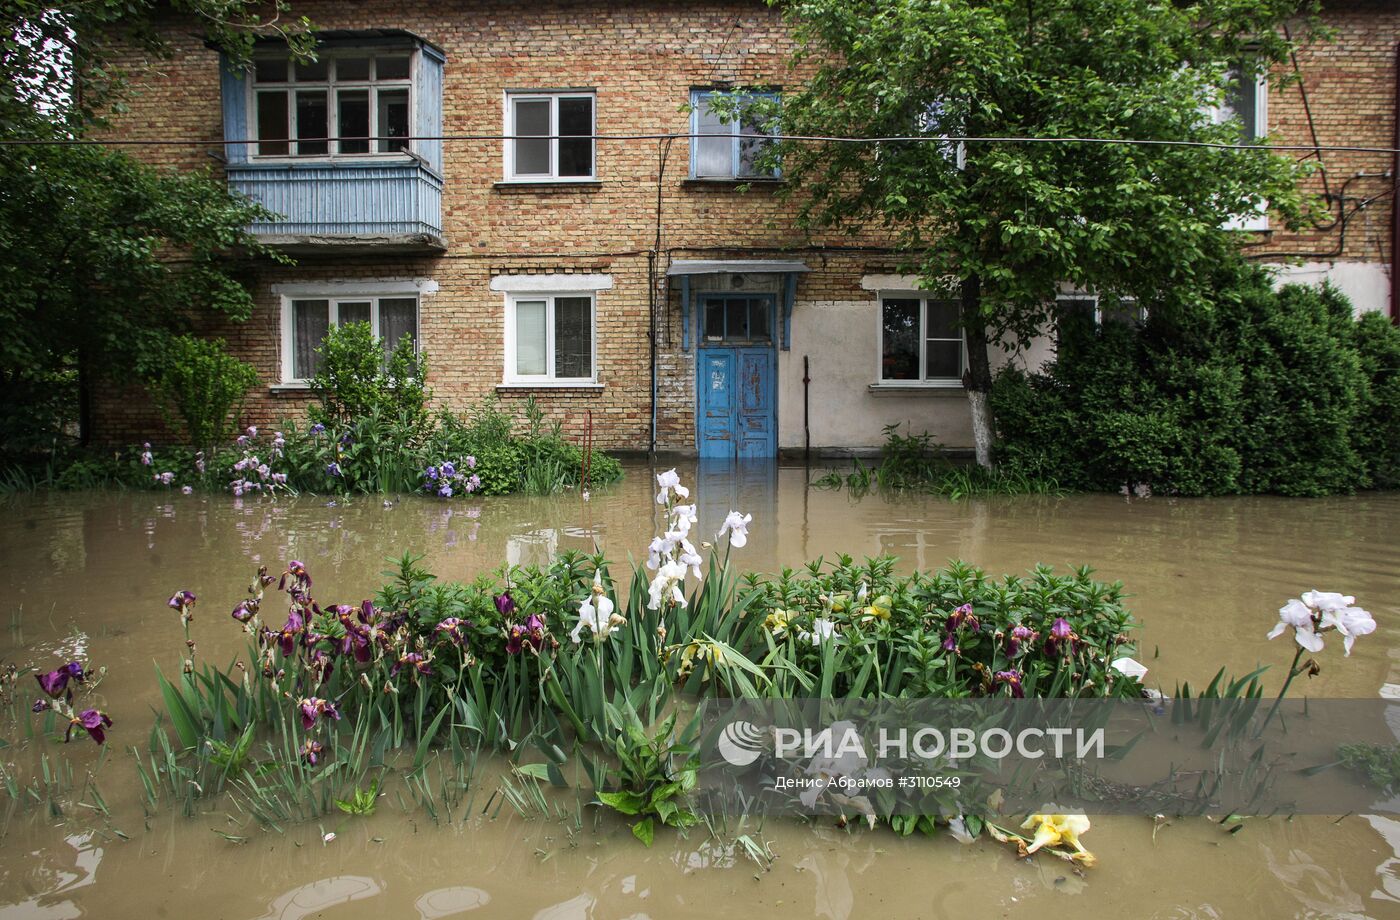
[505,91,595,181]
[690,90,779,180]
[505,293,596,384]
[253,52,413,158]
[879,296,964,386]
[280,290,419,383]
[1209,64,1269,230]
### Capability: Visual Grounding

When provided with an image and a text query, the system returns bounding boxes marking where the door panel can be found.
[698,351,737,456]
[695,293,777,459]
[736,348,775,458]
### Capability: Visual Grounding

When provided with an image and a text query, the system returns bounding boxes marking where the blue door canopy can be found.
[667,259,809,352]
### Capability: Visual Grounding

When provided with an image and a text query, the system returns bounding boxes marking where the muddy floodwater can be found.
[2,460,1398,919]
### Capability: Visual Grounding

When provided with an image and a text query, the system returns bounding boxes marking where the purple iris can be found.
[310,423,326,435]
[298,697,341,731]
[1045,617,1080,657]
[425,466,439,481]
[437,483,453,498]
[434,618,470,647]
[1005,624,1036,657]
[231,600,257,623]
[279,561,312,592]
[167,590,196,611]
[339,433,353,446]
[994,669,1025,698]
[67,709,112,745]
[505,614,547,656]
[140,443,153,466]
[392,652,432,677]
[301,738,324,766]
[495,592,516,618]
[36,661,86,698]
[326,462,342,477]
[441,461,456,478]
[947,603,980,634]
[32,699,50,713]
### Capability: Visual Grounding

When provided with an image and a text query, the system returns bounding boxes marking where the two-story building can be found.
[94,0,1398,456]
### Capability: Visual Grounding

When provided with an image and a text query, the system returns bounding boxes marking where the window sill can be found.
[497,383,604,394]
[494,179,603,190]
[269,382,313,393]
[867,383,965,397]
[682,177,784,188]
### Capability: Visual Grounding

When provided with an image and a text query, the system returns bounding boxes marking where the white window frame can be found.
[274,281,427,386]
[503,292,598,385]
[250,50,417,161]
[502,90,597,182]
[689,90,781,180]
[1208,66,1269,231]
[1054,291,1146,327]
[875,293,967,388]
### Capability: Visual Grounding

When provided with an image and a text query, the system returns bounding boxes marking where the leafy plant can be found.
[596,712,702,846]
[309,322,429,433]
[335,776,381,816]
[151,336,259,450]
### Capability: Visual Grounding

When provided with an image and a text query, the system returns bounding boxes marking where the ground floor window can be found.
[879,295,965,385]
[505,293,595,383]
[280,291,419,383]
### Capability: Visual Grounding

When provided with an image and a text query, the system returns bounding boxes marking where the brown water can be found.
[1,461,1398,919]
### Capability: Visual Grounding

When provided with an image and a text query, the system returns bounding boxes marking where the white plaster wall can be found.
[1265,261,1392,316]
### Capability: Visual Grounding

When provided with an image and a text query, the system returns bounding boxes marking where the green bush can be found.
[150,335,259,450]
[992,262,1399,496]
[309,322,429,433]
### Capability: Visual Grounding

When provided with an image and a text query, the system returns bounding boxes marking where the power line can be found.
[2,132,1397,155]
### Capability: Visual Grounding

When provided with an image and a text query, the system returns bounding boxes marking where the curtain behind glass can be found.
[515,300,547,376]
[293,300,330,379]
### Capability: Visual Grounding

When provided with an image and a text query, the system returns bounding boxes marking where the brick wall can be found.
[91,0,1398,451]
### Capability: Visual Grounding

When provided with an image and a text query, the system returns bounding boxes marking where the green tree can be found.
[150,335,260,450]
[736,0,1320,466]
[0,2,314,449]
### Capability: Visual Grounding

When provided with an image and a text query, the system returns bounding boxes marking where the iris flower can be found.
[495,592,516,617]
[67,709,112,745]
[570,572,616,644]
[1044,617,1080,657]
[717,511,752,548]
[298,697,341,731]
[1020,809,1095,866]
[36,661,85,698]
[994,669,1025,698]
[167,590,196,612]
[655,468,689,504]
[1004,625,1037,657]
[301,739,324,766]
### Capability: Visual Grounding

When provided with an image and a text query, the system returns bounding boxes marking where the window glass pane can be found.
[513,99,550,175]
[376,55,411,80]
[748,299,771,340]
[694,95,732,177]
[337,90,370,154]
[293,57,328,82]
[554,297,592,378]
[255,58,288,83]
[725,298,748,340]
[881,299,920,381]
[1055,297,1096,348]
[739,104,776,177]
[338,301,371,327]
[256,91,289,156]
[925,300,960,339]
[515,301,547,376]
[1226,68,1259,142]
[704,301,725,339]
[379,298,417,353]
[295,90,328,156]
[293,300,330,380]
[558,97,593,177]
[377,88,410,152]
[1100,298,1142,327]
[925,340,962,380]
[336,57,370,81]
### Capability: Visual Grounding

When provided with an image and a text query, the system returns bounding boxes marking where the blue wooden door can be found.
[696,294,776,458]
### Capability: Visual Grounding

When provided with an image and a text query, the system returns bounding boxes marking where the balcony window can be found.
[253,52,413,157]
[505,91,595,180]
[690,90,779,180]
[280,290,420,383]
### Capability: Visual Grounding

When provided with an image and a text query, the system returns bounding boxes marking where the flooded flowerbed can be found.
[2,460,1398,918]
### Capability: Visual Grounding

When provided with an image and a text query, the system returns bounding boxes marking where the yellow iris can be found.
[1020,810,1096,866]
[764,610,793,636]
[861,594,894,622]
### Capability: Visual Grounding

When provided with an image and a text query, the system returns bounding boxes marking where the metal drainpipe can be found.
[803,355,811,463]
[648,251,658,453]
[1391,41,1398,323]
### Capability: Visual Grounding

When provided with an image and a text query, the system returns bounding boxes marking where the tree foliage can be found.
[150,335,260,450]
[0,1,314,449]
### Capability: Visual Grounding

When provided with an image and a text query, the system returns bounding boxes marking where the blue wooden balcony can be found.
[227,160,445,252]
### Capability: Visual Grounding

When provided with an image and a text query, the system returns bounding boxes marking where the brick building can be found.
[94,0,1398,455]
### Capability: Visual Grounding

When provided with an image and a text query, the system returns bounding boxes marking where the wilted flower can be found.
[67,708,112,745]
[301,738,324,766]
[1020,808,1095,866]
[167,590,196,612]
[298,697,341,731]
[392,651,432,677]
[717,510,752,548]
[31,698,50,713]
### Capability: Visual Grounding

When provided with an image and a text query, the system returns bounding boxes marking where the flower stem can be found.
[1260,644,1307,733]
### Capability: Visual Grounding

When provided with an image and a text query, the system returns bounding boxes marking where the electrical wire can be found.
[2,132,1397,155]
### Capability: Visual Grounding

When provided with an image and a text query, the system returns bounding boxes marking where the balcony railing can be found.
[227,160,445,252]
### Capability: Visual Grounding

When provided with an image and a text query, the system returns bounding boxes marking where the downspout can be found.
[1391,41,1398,323]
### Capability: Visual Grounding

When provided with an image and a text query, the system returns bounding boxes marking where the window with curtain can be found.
[506,294,595,383]
[690,90,780,179]
[284,294,419,382]
[253,51,413,157]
